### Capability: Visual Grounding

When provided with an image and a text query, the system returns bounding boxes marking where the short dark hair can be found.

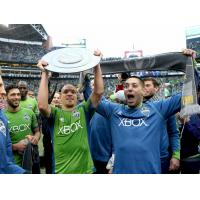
[5,84,19,94]
[127,76,144,87]
[61,84,77,94]
[121,72,129,80]
[143,77,160,88]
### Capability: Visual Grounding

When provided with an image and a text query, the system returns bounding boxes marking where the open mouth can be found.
[66,98,74,101]
[126,94,136,105]
[12,101,20,106]
[127,94,135,100]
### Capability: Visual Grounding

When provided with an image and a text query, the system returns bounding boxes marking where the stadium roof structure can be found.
[0,24,48,42]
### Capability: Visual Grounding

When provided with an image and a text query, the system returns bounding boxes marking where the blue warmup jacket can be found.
[89,113,112,162]
[83,78,112,163]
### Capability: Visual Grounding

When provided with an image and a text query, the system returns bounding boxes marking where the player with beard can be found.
[143,77,180,173]
[0,77,25,174]
[4,85,40,172]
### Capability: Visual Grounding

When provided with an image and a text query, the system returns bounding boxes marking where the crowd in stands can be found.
[2,75,184,99]
[187,37,200,58]
[0,41,60,64]
[2,78,77,96]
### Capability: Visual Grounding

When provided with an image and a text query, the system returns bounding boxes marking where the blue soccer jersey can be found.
[97,94,181,174]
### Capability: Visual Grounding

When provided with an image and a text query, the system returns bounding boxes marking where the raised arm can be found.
[37,60,51,117]
[90,50,104,108]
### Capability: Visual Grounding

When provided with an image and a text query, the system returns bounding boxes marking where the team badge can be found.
[72,111,80,118]
[24,114,30,121]
[0,120,6,136]
[141,106,150,117]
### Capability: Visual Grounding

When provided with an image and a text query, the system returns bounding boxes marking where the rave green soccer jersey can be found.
[49,100,94,174]
[4,107,38,166]
[20,97,39,116]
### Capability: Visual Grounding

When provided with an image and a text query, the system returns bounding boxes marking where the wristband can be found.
[172,151,180,160]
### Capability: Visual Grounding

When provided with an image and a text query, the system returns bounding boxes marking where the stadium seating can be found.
[0,41,60,64]
[187,37,200,59]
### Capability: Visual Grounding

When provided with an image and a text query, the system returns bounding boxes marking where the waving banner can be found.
[100,52,188,74]
[100,52,200,118]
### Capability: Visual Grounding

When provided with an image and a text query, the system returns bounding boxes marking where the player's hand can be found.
[26,135,39,145]
[182,48,196,59]
[94,49,103,58]
[37,60,48,72]
[169,158,180,171]
[16,140,28,154]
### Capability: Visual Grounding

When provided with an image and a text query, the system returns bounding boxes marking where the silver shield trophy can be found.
[42,48,101,73]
